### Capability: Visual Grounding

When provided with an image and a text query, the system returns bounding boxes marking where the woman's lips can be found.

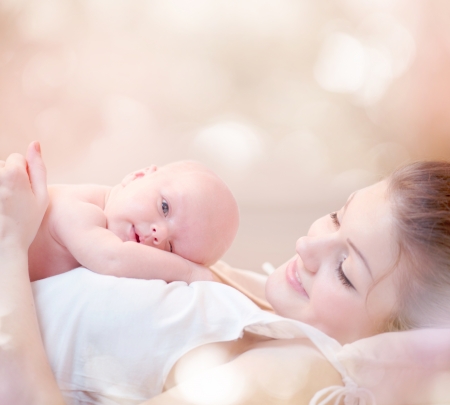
[285,258,309,299]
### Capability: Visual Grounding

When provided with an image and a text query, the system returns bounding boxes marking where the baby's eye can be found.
[162,200,169,216]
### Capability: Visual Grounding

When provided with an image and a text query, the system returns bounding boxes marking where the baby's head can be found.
[105,161,239,266]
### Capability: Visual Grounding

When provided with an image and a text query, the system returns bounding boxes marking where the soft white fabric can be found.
[32,267,368,405]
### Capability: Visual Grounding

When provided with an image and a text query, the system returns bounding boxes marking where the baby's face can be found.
[105,166,237,265]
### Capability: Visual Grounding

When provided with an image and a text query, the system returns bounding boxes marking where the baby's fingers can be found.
[25,141,49,207]
[4,152,27,170]
[1,153,27,188]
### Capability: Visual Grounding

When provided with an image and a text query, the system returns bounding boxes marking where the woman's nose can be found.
[295,235,332,274]
[150,223,168,246]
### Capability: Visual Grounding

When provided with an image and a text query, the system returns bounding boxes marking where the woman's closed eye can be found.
[336,260,355,289]
[162,199,169,216]
[331,212,355,289]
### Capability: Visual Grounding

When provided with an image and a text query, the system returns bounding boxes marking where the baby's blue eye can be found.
[162,200,169,216]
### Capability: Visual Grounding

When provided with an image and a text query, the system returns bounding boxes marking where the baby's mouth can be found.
[132,225,140,243]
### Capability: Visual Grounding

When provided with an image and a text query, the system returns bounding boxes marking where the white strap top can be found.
[32,267,375,405]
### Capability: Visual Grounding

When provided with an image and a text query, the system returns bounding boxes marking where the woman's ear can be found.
[121,165,158,186]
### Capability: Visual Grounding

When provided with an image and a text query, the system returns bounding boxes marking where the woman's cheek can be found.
[311,279,350,319]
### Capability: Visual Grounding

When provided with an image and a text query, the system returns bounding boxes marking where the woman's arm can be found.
[339,328,450,405]
[0,142,65,405]
[141,338,343,405]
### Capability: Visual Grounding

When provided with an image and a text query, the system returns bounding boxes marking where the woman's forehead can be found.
[349,181,390,217]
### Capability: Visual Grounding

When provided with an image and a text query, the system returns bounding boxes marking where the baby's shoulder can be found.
[49,184,109,206]
[48,184,110,226]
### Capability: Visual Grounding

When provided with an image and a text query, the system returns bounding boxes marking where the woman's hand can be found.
[0,142,64,405]
[0,141,49,252]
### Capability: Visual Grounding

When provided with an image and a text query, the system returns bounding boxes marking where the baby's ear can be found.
[121,165,158,186]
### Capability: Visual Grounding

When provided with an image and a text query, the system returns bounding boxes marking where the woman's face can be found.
[265,180,400,344]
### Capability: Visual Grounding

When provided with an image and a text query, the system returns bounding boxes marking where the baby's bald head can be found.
[154,161,239,265]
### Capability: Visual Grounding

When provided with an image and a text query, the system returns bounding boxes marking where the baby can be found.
[28,144,239,283]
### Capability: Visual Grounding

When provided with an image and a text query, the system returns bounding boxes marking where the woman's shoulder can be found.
[210,260,272,310]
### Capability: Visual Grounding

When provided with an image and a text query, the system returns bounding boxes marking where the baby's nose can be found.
[151,224,168,246]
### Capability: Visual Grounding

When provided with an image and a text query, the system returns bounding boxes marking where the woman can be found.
[1,142,449,405]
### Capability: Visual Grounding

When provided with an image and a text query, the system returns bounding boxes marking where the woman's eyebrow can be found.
[347,239,374,280]
[342,192,356,217]
[341,191,374,280]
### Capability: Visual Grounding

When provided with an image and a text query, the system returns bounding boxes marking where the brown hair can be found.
[386,161,450,330]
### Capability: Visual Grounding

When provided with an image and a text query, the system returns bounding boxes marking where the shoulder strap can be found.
[209,261,273,311]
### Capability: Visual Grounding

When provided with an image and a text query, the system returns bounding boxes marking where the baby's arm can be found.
[51,197,213,283]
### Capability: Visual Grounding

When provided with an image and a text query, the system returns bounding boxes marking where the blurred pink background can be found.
[1,0,450,271]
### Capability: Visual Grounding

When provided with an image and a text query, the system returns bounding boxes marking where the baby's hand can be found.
[186,261,215,283]
[0,142,49,251]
